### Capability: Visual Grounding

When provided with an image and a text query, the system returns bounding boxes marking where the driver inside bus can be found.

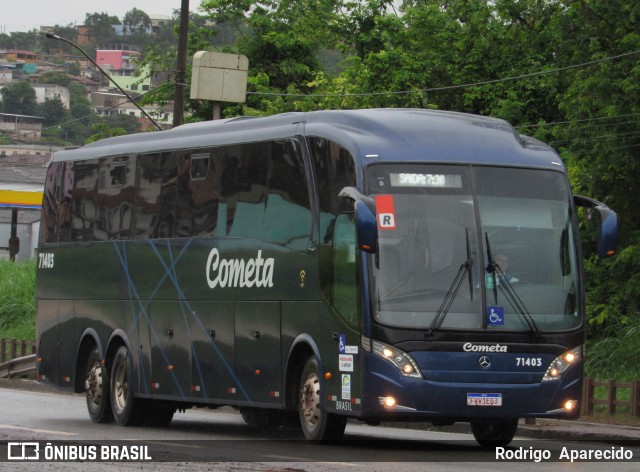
[494,253,519,284]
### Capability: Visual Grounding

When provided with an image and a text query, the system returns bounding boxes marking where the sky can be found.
[1,1,198,34]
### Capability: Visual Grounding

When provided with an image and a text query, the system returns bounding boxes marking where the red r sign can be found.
[375,194,396,230]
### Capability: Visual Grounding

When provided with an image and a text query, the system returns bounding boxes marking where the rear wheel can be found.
[298,356,347,442]
[85,346,113,423]
[110,346,141,426]
[470,418,518,447]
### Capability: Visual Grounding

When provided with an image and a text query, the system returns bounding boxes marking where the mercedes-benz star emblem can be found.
[478,355,491,369]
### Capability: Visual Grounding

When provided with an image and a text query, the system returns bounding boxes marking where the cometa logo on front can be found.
[463,343,508,353]
[206,248,275,289]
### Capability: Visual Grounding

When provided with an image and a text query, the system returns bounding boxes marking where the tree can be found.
[39,71,72,88]
[38,98,67,127]
[548,0,640,331]
[195,0,346,116]
[0,81,38,116]
[123,8,152,35]
[85,122,128,143]
[84,12,120,49]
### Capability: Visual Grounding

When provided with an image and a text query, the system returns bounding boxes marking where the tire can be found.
[240,408,270,429]
[240,408,293,431]
[298,356,347,442]
[84,346,113,423]
[141,401,175,427]
[470,418,518,447]
[110,346,142,426]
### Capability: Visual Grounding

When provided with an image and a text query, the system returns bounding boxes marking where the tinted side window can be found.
[94,156,134,240]
[70,160,99,241]
[220,143,268,239]
[176,151,221,237]
[41,161,71,243]
[332,213,360,327]
[264,139,312,249]
[135,152,179,239]
[309,137,357,243]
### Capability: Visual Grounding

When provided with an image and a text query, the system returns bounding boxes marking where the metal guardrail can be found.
[0,353,36,379]
[1,338,36,363]
[583,378,640,417]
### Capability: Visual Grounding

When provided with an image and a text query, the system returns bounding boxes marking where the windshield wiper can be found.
[427,259,473,336]
[485,233,541,339]
[428,229,474,335]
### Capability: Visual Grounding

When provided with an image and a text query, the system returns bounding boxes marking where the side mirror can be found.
[574,195,618,258]
[339,187,378,253]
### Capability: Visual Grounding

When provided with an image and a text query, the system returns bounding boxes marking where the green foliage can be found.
[0,260,36,340]
[38,98,67,126]
[123,8,152,34]
[585,317,640,381]
[85,122,131,144]
[0,81,38,115]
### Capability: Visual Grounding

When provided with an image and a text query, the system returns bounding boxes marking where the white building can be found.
[33,83,71,109]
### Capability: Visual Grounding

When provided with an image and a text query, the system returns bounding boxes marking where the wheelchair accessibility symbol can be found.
[338,333,346,354]
[487,306,505,326]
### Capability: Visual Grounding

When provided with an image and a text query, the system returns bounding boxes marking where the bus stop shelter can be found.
[0,165,45,262]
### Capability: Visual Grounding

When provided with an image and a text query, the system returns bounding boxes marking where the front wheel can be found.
[240,408,283,430]
[298,356,347,442]
[470,418,518,447]
[110,346,141,426]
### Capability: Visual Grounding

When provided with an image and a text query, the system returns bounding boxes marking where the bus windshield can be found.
[367,164,581,332]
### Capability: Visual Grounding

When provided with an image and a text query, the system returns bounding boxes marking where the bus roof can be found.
[51,108,563,170]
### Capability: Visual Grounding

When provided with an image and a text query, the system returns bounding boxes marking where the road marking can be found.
[0,423,77,436]
[265,455,362,465]
[146,441,206,449]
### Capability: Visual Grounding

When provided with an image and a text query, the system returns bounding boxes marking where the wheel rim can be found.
[85,361,104,409]
[300,372,321,432]
[113,361,129,414]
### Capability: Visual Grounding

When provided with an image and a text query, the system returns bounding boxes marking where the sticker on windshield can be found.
[375,194,396,230]
[487,306,505,326]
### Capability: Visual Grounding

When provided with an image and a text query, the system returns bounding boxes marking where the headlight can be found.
[372,340,423,379]
[542,346,581,382]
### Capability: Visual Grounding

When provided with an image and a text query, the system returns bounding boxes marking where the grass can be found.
[585,317,640,382]
[581,412,640,428]
[0,259,36,340]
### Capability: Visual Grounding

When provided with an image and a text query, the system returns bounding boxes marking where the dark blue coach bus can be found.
[36,109,617,446]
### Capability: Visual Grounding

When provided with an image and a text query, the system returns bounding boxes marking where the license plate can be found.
[467,393,502,406]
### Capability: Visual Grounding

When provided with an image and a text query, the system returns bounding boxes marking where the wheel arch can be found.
[284,333,323,410]
[105,329,134,366]
[74,328,103,393]
[104,329,138,385]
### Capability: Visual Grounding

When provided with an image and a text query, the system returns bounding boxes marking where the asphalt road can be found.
[0,383,638,471]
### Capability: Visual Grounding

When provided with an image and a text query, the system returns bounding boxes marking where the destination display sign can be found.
[389,172,463,188]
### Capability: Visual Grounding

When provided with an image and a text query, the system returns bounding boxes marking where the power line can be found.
[247,49,640,98]
[515,112,640,129]
[9,82,173,140]
[550,130,640,146]
[559,142,640,154]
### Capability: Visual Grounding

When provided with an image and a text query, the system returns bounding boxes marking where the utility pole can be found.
[173,0,190,127]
